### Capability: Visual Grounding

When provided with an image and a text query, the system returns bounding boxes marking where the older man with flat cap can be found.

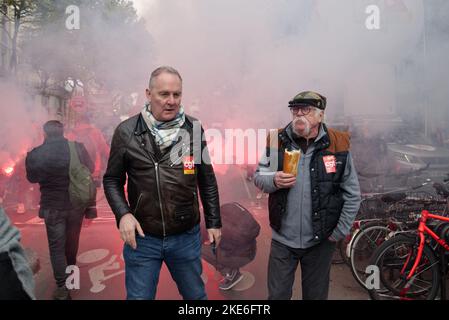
[254,91,361,300]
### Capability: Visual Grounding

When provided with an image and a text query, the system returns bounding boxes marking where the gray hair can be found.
[148,66,183,89]
[314,107,326,123]
[313,107,324,116]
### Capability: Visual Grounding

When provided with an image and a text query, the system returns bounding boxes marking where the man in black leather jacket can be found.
[103,66,222,300]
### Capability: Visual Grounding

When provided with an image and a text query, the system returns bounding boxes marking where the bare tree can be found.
[0,0,37,75]
[0,1,8,73]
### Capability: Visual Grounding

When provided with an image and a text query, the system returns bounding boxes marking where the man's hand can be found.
[207,228,222,248]
[119,213,145,250]
[274,171,296,188]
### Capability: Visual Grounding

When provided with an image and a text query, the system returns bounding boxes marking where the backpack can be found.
[68,141,96,210]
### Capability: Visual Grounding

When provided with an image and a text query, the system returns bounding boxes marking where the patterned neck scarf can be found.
[141,102,186,150]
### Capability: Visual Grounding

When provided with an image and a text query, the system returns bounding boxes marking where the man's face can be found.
[145,72,182,122]
[291,106,323,137]
[70,96,87,114]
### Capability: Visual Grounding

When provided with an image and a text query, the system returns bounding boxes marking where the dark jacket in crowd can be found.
[0,207,35,299]
[25,136,94,215]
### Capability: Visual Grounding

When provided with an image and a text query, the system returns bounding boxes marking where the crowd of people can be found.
[1,66,362,300]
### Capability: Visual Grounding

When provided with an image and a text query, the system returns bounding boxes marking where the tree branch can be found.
[0,24,13,40]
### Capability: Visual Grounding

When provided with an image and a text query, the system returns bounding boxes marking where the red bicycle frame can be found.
[406,210,449,280]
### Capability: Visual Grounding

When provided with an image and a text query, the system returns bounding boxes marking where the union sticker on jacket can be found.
[323,155,336,173]
[183,156,195,174]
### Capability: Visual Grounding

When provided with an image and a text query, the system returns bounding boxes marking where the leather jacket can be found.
[103,114,221,237]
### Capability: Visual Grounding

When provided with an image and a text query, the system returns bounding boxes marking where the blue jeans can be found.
[123,223,206,300]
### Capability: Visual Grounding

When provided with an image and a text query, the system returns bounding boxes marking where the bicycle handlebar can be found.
[362,177,439,202]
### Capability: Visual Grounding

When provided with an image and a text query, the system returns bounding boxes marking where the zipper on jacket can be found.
[134,193,143,216]
[155,162,166,236]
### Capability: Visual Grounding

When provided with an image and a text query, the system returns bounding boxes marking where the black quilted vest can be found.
[267,124,349,241]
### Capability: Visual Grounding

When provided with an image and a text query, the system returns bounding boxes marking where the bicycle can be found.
[334,192,398,267]
[334,166,432,268]
[348,201,422,289]
[367,180,449,300]
[346,177,439,288]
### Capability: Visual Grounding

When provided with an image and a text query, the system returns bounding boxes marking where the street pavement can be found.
[6,165,369,300]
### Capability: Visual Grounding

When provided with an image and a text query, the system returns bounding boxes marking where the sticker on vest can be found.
[183,156,195,174]
[323,155,336,174]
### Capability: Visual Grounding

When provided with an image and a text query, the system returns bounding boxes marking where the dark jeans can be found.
[267,238,336,300]
[0,252,31,300]
[41,208,84,287]
[123,224,206,300]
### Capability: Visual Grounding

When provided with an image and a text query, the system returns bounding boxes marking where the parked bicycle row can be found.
[335,172,449,300]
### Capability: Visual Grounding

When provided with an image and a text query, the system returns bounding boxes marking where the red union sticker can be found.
[323,155,336,173]
[183,156,195,174]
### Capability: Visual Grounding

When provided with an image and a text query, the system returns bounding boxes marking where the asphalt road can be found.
[7,165,369,300]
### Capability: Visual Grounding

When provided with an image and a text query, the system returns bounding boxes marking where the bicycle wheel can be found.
[339,219,382,267]
[368,234,440,300]
[349,221,391,288]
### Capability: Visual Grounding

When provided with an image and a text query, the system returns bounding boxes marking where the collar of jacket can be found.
[44,136,66,143]
[280,123,330,151]
[133,113,193,136]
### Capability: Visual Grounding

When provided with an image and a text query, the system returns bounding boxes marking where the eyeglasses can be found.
[289,105,313,116]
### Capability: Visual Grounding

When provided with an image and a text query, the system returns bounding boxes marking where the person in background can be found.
[25,120,96,300]
[0,206,35,300]
[201,202,260,291]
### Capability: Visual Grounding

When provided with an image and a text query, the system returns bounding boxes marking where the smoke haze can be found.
[135,0,448,133]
